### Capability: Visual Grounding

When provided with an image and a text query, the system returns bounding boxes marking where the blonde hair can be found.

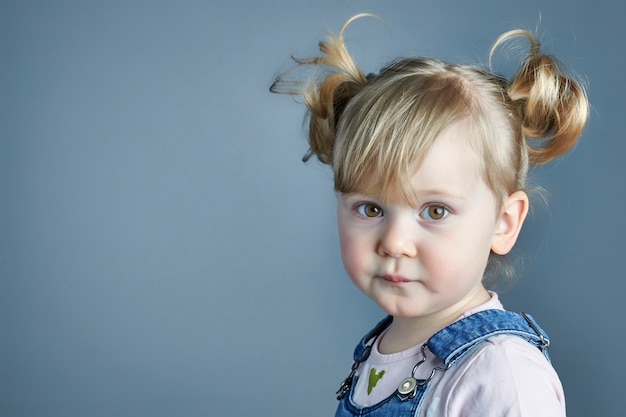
[271,14,588,283]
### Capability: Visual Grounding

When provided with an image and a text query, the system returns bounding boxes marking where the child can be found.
[271,14,587,417]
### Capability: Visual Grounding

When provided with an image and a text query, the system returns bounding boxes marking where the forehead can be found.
[354,121,484,205]
[415,121,482,186]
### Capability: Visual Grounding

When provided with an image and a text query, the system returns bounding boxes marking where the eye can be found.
[355,203,383,218]
[420,205,449,221]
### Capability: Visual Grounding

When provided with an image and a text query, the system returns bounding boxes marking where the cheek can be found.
[454,231,494,277]
[422,231,491,281]
[338,228,368,278]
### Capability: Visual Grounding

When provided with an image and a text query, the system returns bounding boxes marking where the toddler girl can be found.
[271,14,587,417]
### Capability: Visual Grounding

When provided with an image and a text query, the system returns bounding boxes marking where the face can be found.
[337,121,501,322]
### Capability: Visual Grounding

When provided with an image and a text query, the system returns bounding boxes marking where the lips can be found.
[382,274,412,283]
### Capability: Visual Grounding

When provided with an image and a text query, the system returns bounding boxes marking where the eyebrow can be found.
[342,189,468,206]
[412,189,468,201]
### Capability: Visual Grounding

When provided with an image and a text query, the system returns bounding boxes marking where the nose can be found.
[376,215,418,258]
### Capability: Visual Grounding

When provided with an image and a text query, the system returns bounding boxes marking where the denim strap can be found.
[352,315,393,362]
[427,309,551,364]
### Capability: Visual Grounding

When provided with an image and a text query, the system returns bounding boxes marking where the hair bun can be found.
[493,30,588,165]
[270,14,374,164]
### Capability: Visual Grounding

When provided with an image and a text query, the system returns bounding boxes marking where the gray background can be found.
[1,1,623,416]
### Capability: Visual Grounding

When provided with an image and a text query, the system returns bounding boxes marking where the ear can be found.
[491,191,529,255]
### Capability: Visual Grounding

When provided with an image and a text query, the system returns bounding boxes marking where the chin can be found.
[374,301,423,318]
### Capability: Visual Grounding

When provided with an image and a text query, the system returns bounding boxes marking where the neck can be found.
[378,286,491,354]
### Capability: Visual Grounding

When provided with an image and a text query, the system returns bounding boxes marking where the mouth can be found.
[381,274,413,284]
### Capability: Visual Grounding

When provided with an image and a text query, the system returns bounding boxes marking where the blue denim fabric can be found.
[335,310,551,417]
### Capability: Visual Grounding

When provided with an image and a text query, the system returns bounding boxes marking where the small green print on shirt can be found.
[368,367,385,394]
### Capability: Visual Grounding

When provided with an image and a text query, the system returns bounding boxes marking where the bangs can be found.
[335,132,428,206]
[332,64,475,204]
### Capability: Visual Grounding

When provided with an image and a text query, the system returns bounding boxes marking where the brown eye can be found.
[422,205,448,220]
[356,203,383,218]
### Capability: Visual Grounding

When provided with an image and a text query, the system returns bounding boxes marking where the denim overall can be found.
[335,309,551,417]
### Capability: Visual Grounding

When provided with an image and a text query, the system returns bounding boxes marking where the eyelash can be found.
[354,202,383,218]
[420,205,450,221]
[353,202,451,221]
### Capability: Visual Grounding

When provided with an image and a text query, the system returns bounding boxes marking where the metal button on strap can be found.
[396,344,450,402]
[397,377,426,401]
[398,377,417,395]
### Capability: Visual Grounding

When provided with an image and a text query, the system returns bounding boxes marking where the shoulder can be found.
[424,335,565,417]
[460,335,556,378]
